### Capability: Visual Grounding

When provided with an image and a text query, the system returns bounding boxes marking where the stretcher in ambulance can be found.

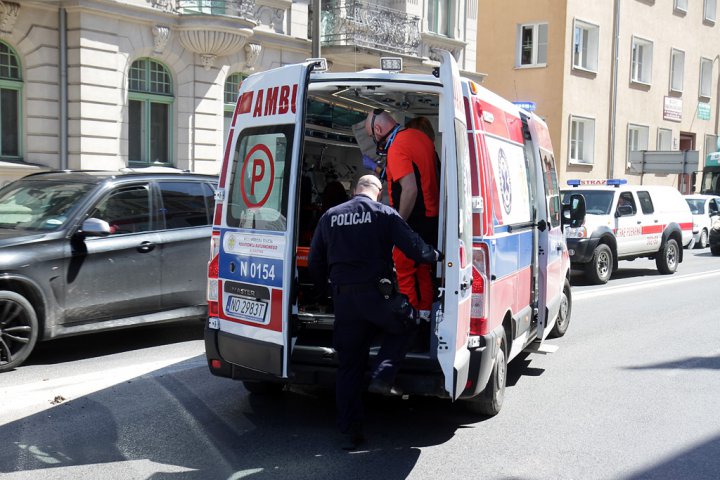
[205,51,582,414]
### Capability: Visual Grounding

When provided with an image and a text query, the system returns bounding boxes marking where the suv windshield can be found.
[0,179,95,231]
[562,190,615,215]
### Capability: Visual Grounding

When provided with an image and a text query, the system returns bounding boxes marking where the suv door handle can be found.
[137,241,156,253]
[637,221,641,224]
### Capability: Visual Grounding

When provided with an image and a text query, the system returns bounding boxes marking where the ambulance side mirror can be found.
[562,193,586,229]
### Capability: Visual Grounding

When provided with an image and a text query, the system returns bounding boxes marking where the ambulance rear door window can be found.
[226,125,294,231]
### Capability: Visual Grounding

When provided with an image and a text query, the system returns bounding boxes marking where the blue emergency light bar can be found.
[566,178,627,187]
[606,179,627,187]
[513,101,537,112]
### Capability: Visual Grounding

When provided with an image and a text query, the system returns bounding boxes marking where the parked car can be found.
[0,169,217,371]
[561,179,693,284]
[684,194,720,249]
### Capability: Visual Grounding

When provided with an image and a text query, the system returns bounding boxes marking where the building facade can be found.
[0,0,478,185]
[477,0,720,190]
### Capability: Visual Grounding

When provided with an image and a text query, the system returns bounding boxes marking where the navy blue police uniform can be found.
[308,192,438,443]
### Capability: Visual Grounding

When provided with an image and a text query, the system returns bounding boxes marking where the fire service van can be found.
[205,52,583,415]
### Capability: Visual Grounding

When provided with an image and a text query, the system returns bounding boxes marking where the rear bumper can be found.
[205,325,497,399]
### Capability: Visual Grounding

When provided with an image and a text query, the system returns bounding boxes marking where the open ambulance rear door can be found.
[212,61,314,379]
[436,51,473,400]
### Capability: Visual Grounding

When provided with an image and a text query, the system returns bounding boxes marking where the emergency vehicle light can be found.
[606,179,627,187]
[380,57,403,72]
[566,179,581,187]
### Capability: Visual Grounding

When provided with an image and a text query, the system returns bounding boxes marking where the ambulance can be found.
[205,51,582,415]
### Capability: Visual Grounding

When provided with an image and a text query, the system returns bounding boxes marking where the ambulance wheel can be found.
[697,229,709,249]
[0,291,38,373]
[242,381,285,395]
[465,332,506,416]
[549,279,571,338]
[584,244,612,284]
[656,238,679,275]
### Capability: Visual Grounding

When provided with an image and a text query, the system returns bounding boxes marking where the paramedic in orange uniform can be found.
[365,110,439,320]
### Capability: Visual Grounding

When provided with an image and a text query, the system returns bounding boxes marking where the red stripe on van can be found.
[680,222,693,231]
[642,225,663,235]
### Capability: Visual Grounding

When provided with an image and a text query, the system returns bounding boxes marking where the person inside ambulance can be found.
[365,110,440,323]
[308,174,441,450]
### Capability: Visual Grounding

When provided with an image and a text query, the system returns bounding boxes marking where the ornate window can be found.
[0,41,22,159]
[128,58,173,165]
[224,72,245,141]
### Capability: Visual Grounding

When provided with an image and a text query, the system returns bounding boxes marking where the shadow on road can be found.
[570,266,660,286]
[1,348,540,479]
[24,321,205,366]
[623,433,720,480]
[625,355,720,371]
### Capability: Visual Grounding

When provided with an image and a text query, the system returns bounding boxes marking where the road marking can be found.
[573,268,720,301]
[0,459,195,479]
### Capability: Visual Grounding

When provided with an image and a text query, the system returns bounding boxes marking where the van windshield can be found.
[0,179,95,231]
[562,190,615,215]
[226,125,294,232]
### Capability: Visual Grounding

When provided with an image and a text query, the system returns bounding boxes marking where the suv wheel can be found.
[656,238,679,274]
[0,291,39,372]
[584,244,613,284]
[698,229,709,249]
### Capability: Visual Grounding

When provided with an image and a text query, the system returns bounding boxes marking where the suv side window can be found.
[159,181,214,229]
[90,185,152,234]
[617,191,637,215]
[636,191,654,214]
[709,199,719,215]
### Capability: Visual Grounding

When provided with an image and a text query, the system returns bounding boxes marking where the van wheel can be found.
[465,332,506,416]
[656,238,679,274]
[584,244,612,284]
[0,291,39,373]
[242,381,285,395]
[697,230,709,249]
[549,279,572,338]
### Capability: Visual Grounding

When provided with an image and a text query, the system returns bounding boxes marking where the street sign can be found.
[628,150,699,174]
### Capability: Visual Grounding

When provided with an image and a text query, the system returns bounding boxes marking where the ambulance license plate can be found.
[225,296,268,323]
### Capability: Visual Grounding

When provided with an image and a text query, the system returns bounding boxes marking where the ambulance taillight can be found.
[208,231,221,317]
[470,244,489,335]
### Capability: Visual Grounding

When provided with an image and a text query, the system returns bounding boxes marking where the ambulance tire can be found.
[549,279,572,338]
[584,244,613,285]
[465,332,506,416]
[656,238,679,275]
[242,381,285,395]
[0,291,39,373]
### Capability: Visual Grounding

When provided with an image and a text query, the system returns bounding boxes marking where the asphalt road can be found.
[1,248,719,479]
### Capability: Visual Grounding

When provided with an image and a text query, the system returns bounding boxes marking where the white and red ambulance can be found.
[205,51,580,414]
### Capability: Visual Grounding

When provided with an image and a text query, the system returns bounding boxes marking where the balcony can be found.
[320,0,421,57]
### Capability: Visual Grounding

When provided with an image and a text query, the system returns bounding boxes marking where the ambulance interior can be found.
[295,84,442,357]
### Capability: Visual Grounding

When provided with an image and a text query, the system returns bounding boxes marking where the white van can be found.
[205,52,582,414]
[562,180,693,284]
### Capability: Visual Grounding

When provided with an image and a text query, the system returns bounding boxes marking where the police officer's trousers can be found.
[332,286,414,433]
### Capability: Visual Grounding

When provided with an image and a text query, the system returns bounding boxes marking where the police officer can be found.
[308,174,440,450]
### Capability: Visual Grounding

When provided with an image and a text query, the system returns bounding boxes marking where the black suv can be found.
[0,170,217,371]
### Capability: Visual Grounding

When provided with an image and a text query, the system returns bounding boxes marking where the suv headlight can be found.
[564,226,587,238]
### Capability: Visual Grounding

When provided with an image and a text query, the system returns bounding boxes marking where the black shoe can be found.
[368,380,403,396]
[340,425,366,451]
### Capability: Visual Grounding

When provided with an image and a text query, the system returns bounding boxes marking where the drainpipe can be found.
[59,8,68,170]
[311,0,321,58]
[607,0,621,179]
